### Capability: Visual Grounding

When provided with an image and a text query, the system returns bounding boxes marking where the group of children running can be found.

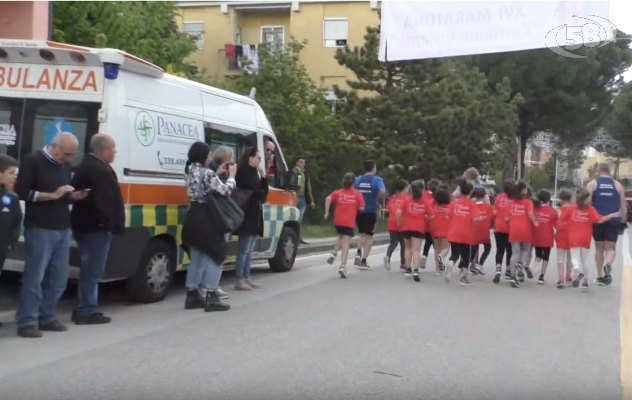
[324,167,621,289]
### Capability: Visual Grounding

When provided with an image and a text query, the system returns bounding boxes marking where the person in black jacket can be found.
[0,154,23,328]
[70,134,125,325]
[234,147,269,291]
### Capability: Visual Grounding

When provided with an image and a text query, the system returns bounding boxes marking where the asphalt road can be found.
[0,234,629,400]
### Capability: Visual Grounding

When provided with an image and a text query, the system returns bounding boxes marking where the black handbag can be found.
[205,191,245,234]
[230,188,253,209]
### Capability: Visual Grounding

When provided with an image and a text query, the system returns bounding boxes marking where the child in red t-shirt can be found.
[532,189,558,285]
[555,189,573,288]
[432,184,452,276]
[446,179,481,286]
[506,181,538,288]
[324,173,365,278]
[560,188,619,290]
[492,179,515,283]
[396,180,434,282]
[470,187,493,276]
[383,179,409,272]
[421,179,440,268]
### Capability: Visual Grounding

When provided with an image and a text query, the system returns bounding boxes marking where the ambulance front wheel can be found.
[269,226,298,273]
[126,239,176,303]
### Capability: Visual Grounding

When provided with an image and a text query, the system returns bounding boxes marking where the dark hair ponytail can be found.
[186,141,211,173]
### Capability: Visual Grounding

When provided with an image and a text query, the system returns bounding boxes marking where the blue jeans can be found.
[16,228,71,328]
[297,196,307,222]
[236,235,257,280]
[74,232,113,317]
[185,247,222,291]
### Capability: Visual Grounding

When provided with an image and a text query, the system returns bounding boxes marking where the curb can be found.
[297,235,390,256]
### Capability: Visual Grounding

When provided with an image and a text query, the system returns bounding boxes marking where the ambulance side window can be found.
[204,122,256,162]
[264,136,287,189]
[0,98,23,160]
[18,99,99,167]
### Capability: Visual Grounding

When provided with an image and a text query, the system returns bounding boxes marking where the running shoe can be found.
[524,265,534,279]
[435,265,442,276]
[509,276,520,288]
[420,256,427,270]
[383,256,391,271]
[354,254,361,266]
[400,265,407,272]
[444,262,453,284]
[404,268,412,277]
[603,263,613,285]
[516,263,525,282]
[474,264,485,275]
[537,274,544,285]
[359,260,369,271]
[460,277,473,286]
[413,270,421,282]
[572,271,584,288]
[327,254,336,265]
[493,267,502,284]
[594,277,605,286]
[438,255,446,271]
[582,279,589,291]
[469,263,479,275]
[505,269,511,280]
[338,265,347,279]
[556,280,564,289]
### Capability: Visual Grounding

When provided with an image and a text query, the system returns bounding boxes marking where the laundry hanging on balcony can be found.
[243,44,259,70]
[224,44,259,71]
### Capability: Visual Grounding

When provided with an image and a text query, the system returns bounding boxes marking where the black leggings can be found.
[422,232,434,256]
[494,232,512,267]
[386,231,405,263]
[450,243,471,269]
[534,247,551,262]
[470,243,492,266]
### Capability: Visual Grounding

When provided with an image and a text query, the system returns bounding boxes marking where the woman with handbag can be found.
[181,141,237,312]
[234,147,269,291]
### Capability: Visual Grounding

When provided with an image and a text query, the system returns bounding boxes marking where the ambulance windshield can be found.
[0,96,100,167]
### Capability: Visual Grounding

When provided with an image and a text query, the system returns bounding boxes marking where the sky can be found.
[609,0,632,81]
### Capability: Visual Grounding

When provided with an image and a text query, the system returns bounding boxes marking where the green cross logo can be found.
[134,112,155,147]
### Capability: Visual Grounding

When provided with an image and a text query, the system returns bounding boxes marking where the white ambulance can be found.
[0,39,301,303]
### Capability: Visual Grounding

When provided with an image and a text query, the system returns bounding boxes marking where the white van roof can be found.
[0,39,275,135]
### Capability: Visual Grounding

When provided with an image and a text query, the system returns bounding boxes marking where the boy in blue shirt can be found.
[0,154,23,328]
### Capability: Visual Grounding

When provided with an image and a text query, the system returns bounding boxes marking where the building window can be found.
[261,26,285,49]
[324,18,349,47]
[183,22,205,50]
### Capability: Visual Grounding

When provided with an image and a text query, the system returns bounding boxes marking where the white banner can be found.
[379,1,611,61]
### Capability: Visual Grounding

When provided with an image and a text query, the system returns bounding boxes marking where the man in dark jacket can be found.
[286,157,314,244]
[70,134,125,325]
[0,154,23,328]
[15,132,88,338]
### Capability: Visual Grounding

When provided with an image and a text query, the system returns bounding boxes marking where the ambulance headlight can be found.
[103,63,120,80]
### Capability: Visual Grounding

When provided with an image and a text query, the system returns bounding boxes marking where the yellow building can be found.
[176,1,380,90]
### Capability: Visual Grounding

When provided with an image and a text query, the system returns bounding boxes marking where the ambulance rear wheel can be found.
[269,226,297,273]
[126,239,175,303]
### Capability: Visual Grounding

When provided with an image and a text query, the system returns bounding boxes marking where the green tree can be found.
[473,31,632,178]
[231,40,349,222]
[52,1,197,75]
[526,167,550,192]
[333,26,521,182]
[605,81,632,158]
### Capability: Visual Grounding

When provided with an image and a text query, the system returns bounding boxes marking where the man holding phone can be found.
[70,134,125,325]
[14,132,89,338]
